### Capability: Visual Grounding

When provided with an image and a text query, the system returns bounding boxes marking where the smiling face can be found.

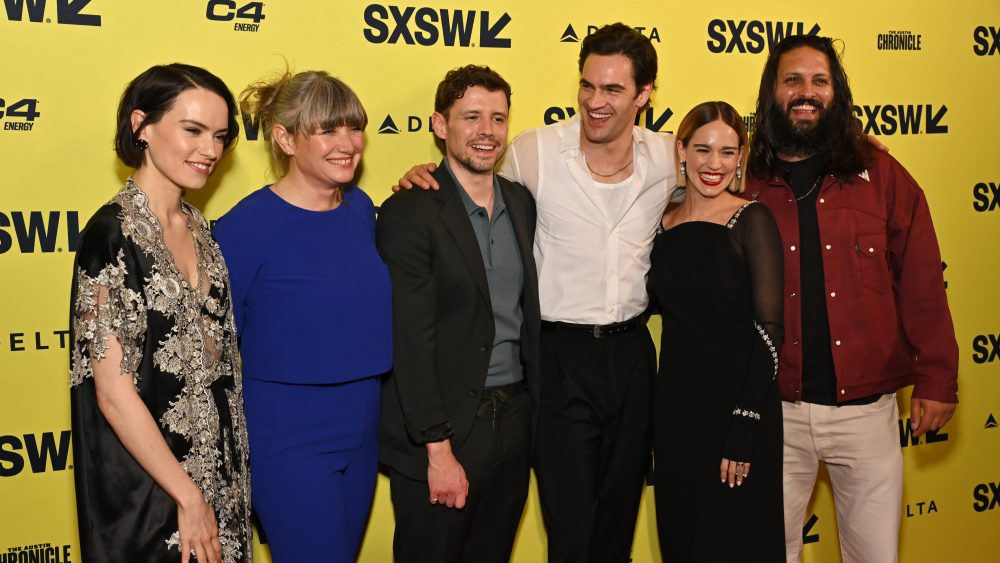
[774,46,835,133]
[284,124,364,188]
[133,87,230,191]
[577,53,651,146]
[433,85,509,175]
[677,119,743,198]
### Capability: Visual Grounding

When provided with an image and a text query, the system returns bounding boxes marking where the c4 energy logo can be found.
[543,106,673,133]
[1,543,72,563]
[878,30,922,51]
[0,211,80,254]
[853,104,948,135]
[899,417,949,447]
[0,97,40,132]
[972,482,999,512]
[0,430,71,477]
[376,113,431,135]
[707,19,820,54]
[205,0,265,33]
[972,26,999,56]
[971,332,999,364]
[559,23,660,43]
[363,4,510,48]
[2,0,100,26]
[973,181,999,212]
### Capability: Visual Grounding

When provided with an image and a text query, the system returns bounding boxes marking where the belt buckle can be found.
[593,324,604,339]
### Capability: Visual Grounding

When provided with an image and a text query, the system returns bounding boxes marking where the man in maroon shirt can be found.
[745,35,958,563]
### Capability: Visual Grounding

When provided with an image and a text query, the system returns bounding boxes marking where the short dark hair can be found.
[578,23,658,90]
[748,35,870,179]
[676,101,749,193]
[115,64,239,168]
[434,65,511,116]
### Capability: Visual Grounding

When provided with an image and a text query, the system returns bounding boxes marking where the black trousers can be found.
[390,384,531,563]
[535,325,656,563]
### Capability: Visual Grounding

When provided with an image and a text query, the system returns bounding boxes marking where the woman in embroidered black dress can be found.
[649,101,785,561]
[69,64,251,563]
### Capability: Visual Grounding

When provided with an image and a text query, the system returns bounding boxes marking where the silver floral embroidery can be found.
[70,179,251,563]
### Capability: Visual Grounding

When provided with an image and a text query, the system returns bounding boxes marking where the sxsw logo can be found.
[973,182,999,212]
[0,97,40,132]
[559,23,660,43]
[543,106,674,133]
[802,513,819,544]
[0,430,71,477]
[972,482,999,512]
[2,0,100,26]
[971,333,999,364]
[853,104,948,135]
[376,113,433,135]
[0,211,80,254]
[972,26,999,56]
[899,418,949,447]
[363,4,511,48]
[239,101,261,141]
[706,19,820,54]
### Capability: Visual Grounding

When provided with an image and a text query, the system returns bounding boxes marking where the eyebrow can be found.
[692,143,739,150]
[180,119,228,133]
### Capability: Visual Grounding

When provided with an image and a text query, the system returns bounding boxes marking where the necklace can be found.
[584,150,633,178]
[796,176,823,201]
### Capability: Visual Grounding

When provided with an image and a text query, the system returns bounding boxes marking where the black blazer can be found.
[376,165,540,480]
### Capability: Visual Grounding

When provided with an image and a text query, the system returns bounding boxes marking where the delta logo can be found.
[706,19,820,54]
[2,0,100,26]
[853,103,948,135]
[543,105,674,133]
[559,23,661,43]
[376,113,433,135]
[0,211,80,254]
[363,4,511,48]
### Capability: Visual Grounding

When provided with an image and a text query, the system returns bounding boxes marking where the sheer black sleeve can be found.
[723,202,784,462]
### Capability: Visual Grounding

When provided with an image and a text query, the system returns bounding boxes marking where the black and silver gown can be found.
[69,179,251,563]
[649,200,785,561]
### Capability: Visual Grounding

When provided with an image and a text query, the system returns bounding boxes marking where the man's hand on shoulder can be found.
[910,397,957,438]
[426,439,468,509]
[392,163,440,192]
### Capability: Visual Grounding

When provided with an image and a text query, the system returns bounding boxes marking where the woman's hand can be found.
[178,489,222,563]
[720,457,750,488]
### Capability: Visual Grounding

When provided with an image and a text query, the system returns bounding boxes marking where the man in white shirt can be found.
[398,24,677,563]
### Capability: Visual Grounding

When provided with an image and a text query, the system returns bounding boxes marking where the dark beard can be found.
[769,98,837,158]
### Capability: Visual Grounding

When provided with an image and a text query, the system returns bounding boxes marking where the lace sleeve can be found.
[69,207,147,388]
[723,202,784,461]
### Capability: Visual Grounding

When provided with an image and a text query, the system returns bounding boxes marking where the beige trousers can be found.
[783,394,904,563]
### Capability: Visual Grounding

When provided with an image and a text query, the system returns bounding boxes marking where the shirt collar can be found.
[442,159,505,217]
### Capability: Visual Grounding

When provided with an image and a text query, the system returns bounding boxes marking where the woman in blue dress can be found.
[213,70,392,563]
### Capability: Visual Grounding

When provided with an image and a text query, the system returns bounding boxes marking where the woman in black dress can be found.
[69,64,250,563]
[650,101,785,561]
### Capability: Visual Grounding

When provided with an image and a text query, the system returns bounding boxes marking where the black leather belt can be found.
[541,316,645,339]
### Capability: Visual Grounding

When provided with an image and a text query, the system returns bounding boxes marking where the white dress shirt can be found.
[498,116,678,324]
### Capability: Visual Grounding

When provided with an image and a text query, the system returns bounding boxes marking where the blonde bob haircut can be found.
[674,101,749,193]
[241,70,367,177]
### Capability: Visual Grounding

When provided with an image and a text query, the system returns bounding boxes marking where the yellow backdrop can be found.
[2,1,998,561]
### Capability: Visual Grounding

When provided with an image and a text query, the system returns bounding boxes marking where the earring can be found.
[736,164,742,179]
[134,138,149,150]
[679,160,686,178]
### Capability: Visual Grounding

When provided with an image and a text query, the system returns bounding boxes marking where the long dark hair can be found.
[748,35,870,179]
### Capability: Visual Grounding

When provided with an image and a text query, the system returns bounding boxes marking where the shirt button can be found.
[830,291,836,297]
[835,340,842,346]
[790,245,797,251]
[868,247,875,253]
[825,244,832,250]
[468,389,478,397]
[480,345,488,352]
[789,292,797,298]
[840,389,846,395]
[819,198,825,203]
[792,340,799,345]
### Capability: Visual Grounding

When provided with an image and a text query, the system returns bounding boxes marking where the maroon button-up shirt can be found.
[747,149,958,404]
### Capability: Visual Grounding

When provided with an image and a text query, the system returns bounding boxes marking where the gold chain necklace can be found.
[584,147,634,178]
[796,176,823,201]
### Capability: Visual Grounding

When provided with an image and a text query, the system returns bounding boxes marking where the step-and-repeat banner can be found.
[2,1,997,561]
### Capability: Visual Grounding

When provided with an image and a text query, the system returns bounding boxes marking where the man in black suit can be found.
[376,65,540,563]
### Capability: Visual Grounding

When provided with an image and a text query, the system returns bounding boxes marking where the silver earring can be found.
[679,161,686,178]
[736,164,742,179]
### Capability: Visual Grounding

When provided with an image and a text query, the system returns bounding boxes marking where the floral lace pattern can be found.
[70,179,251,563]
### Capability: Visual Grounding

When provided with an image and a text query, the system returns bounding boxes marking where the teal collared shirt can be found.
[444,159,524,388]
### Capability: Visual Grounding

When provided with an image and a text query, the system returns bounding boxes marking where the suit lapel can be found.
[433,167,492,311]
